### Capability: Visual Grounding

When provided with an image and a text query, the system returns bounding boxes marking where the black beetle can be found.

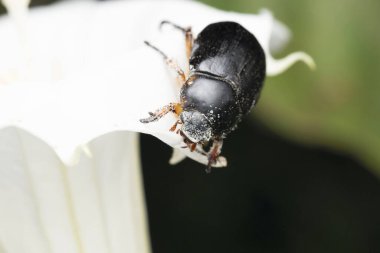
[140,21,266,172]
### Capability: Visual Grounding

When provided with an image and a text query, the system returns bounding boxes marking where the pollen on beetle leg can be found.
[174,103,183,115]
[140,102,181,123]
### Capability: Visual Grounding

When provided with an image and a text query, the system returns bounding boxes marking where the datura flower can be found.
[0,0,314,252]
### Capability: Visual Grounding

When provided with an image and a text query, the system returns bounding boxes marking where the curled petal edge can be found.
[266,51,316,76]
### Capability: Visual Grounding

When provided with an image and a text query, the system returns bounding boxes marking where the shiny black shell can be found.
[181,22,266,137]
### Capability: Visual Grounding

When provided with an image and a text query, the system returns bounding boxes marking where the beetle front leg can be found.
[140,103,182,123]
[206,138,224,173]
[184,138,197,152]
[169,119,182,132]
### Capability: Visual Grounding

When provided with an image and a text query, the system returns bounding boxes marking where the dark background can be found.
[141,119,380,253]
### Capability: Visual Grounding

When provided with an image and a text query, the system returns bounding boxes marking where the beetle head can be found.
[180,110,213,143]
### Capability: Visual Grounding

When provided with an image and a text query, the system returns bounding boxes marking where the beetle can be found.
[140,21,266,172]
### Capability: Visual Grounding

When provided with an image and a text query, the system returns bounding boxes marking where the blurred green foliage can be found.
[200,0,380,177]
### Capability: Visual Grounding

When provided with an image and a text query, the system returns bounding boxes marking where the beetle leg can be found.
[140,103,182,123]
[166,58,186,83]
[184,28,193,63]
[160,20,194,64]
[183,138,196,152]
[169,120,182,132]
[206,138,224,173]
[178,130,198,152]
[144,41,186,83]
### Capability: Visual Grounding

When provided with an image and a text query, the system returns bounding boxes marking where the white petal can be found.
[266,51,316,76]
[0,0,313,166]
[169,147,227,167]
[71,131,151,253]
[269,14,292,54]
[1,0,30,16]
[251,9,315,76]
[181,148,228,168]
[0,127,150,253]
[169,148,187,165]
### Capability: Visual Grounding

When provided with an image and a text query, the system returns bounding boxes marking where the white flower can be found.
[0,0,314,252]
[0,128,150,253]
